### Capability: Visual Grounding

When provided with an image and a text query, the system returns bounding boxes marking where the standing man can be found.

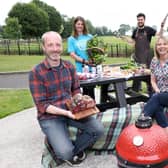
[132,13,156,68]
[29,31,104,166]
[132,13,156,95]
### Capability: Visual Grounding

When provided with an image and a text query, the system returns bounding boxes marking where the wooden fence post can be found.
[110,44,113,57]
[125,44,128,57]
[116,44,119,57]
[27,39,30,55]
[37,39,42,55]
[7,40,10,55]
[17,39,21,55]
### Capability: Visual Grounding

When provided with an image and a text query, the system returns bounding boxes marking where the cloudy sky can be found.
[1,0,168,31]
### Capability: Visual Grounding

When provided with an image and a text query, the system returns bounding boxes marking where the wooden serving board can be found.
[74,106,100,120]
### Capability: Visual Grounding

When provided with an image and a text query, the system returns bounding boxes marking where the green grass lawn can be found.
[0,55,72,72]
[0,55,130,118]
[0,55,44,72]
[0,89,34,118]
[0,55,129,72]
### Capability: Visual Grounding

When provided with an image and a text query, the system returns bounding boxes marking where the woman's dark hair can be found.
[72,16,88,38]
[137,13,146,20]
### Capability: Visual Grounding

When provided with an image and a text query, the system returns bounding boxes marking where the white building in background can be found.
[125,30,133,36]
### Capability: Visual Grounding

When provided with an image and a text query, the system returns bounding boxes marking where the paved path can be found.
[0,72,29,89]
[0,108,43,168]
[0,108,118,168]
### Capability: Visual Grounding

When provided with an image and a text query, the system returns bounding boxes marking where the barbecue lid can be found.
[116,114,168,166]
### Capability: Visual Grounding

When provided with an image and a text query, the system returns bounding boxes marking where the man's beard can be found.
[138,23,144,28]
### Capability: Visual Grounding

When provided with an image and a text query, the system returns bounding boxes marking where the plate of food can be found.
[102,66,133,78]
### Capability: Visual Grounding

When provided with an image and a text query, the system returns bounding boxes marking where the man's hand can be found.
[161,22,165,28]
[46,105,75,119]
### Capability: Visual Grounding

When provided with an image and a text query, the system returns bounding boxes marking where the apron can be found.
[134,29,153,68]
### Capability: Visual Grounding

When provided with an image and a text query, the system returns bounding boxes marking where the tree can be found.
[61,15,73,38]
[0,25,3,38]
[112,30,119,37]
[86,20,96,35]
[3,17,22,39]
[95,27,103,36]
[152,25,157,31]
[0,25,3,33]
[131,26,136,32]
[8,2,49,38]
[101,26,108,35]
[106,29,113,36]
[31,0,62,32]
[118,24,131,36]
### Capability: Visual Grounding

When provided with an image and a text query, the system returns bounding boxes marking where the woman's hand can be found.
[66,110,75,119]
[154,88,160,93]
[85,60,96,67]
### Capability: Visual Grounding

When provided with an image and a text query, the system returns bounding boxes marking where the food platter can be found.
[66,94,100,120]
[102,66,132,78]
[102,65,150,78]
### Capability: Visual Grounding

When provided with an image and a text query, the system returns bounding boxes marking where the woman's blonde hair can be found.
[155,36,168,59]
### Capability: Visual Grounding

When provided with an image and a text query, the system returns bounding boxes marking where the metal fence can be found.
[0,39,42,55]
[0,39,134,57]
[107,43,134,57]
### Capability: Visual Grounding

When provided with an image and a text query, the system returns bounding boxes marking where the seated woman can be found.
[144,36,168,134]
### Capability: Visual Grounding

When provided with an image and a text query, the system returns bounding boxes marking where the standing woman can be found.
[68,16,95,98]
[144,36,168,134]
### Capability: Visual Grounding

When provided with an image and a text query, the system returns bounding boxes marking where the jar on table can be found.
[96,64,103,77]
[91,66,97,74]
[82,65,89,73]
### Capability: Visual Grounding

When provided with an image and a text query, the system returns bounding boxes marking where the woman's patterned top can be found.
[150,58,168,92]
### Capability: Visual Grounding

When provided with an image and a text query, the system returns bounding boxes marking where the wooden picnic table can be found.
[80,73,150,111]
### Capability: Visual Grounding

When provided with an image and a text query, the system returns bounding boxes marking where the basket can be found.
[87,47,105,57]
